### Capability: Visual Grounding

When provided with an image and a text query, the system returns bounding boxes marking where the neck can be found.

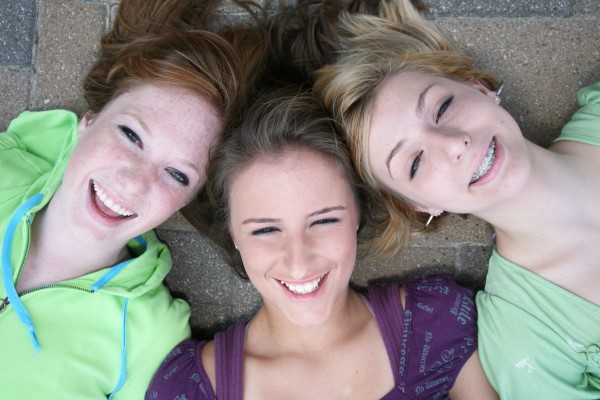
[475,142,582,267]
[23,204,130,289]
[247,289,369,356]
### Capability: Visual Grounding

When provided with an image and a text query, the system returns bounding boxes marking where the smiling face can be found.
[228,148,360,327]
[368,72,531,216]
[52,83,221,244]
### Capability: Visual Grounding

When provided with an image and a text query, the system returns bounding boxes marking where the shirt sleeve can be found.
[556,81,600,145]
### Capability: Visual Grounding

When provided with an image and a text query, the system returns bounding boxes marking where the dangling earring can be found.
[494,81,504,105]
[425,210,443,229]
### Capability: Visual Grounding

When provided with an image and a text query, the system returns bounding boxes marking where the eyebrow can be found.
[386,139,405,177]
[385,84,435,177]
[308,206,346,217]
[123,112,152,137]
[242,217,281,225]
[124,112,202,177]
[416,84,435,115]
[241,206,346,225]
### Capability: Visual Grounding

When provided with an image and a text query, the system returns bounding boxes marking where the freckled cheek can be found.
[148,190,187,218]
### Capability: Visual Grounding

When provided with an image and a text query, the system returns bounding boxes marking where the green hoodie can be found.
[0,110,191,399]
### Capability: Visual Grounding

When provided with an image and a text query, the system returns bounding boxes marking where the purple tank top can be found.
[146,275,477,399]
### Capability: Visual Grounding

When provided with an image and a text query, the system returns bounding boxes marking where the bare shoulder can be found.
[397,285,406,310]
[449,351,498,400]
[200,340,217,392]
[549,139,600,159]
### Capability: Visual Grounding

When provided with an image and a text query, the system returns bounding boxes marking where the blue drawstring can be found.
[3,194,146,395]
[90,236,146,292]
[1,194,43,351]
[108,298,129,399]
[91,235,145,398]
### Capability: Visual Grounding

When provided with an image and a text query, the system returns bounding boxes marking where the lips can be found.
[90,181,136,219]
[280,274,325,295]
[470,138,496,184]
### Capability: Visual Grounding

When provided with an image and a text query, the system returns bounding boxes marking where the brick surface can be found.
[0,68,31,131]
[426,0,572,18]
[33,1,107,113]
[575,0,600,15]
[0,0,36,66]
[437,17,600,147]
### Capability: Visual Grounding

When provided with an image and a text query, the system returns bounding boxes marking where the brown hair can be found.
[185,87,376,278]
[83,0,246,128]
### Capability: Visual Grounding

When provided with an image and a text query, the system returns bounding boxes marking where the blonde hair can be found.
[314,0,499,259]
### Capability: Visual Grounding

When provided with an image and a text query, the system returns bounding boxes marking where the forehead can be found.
[106,83,221,141]
[229,149,357,213]
[373,72,439,117]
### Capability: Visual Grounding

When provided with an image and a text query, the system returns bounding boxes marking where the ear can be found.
[415,206,432,214]
[469,80,497,101]
[77,112,95,138]
[414,204,438,215]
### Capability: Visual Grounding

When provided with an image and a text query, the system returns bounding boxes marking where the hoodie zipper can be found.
[0,285,95,314]
[0,217,93,314]
[0,216,33,314]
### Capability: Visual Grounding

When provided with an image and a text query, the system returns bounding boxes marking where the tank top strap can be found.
[214,322,247,400]
[366,283,404,383]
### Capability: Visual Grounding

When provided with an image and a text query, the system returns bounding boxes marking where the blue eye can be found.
[165,168,189,186]
[251,227,279,236]
[119,125,143,149]
[436,96,453,123]
[410,150,423,180]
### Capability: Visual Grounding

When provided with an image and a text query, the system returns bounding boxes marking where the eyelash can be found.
[251,227,279,236]
[119,125,143,149]
[119,125,189,186]
[250,218,339,236]
[311,217,339,226]
[166,167,190,186]
[410,151,423,180]
[436,96,453,123]
[410,96,454,179]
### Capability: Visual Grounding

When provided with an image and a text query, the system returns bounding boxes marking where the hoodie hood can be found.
[1,110,172,299]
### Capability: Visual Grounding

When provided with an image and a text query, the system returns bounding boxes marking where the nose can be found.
[282,232,315,280]
[115,162,156,195]
[426,127,470,162]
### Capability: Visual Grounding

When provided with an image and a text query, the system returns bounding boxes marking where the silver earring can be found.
[494,81,504,105]
[234,244,238,250]
[425,210,442,229]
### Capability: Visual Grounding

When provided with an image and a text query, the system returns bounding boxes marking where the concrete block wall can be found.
[1,0,599,338]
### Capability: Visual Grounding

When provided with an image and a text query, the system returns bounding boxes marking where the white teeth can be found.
[93,182,135,217]
[280,276,323,295]
[471,139,496,184]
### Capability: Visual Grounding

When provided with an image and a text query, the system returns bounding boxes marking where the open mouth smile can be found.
[470,138,496,184]
[280,275,325,295]
[91,181,136,219]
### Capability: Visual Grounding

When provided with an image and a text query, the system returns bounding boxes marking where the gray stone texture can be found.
[0,0,36,66]
[1,0,599,337]
[33,1,107,114]
[0,68,31,131]
[426,0,572,18]
[575,0,600,15]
